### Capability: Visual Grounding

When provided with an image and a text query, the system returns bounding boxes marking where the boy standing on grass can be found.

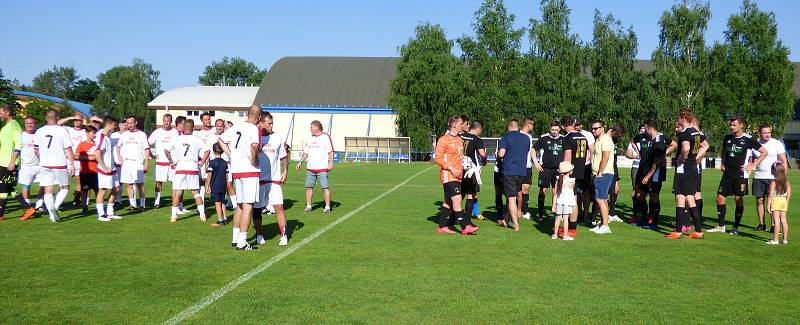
[76,126,99,215]
[206,143,229,227]
[94,117,121,221]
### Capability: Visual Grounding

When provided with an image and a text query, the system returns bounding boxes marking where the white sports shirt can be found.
[66,127,87,153]
[94,131,116,174]
[167,134,207,175]
[116,130,149,163]
[20,131,39,167]
[259,131,288,183]
[34,125,72,168]
[148,127,180,166]
[303,132,334,172]
[220,122,260,178]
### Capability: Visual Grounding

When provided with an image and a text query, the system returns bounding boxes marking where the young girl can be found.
[552,162,576,241]
[767,162,791,245]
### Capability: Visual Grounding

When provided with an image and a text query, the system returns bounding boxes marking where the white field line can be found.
[164,165,434,325]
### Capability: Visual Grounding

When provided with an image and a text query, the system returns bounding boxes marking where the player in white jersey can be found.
[116,116,150,210]
[94,117,122,221]
[209,118,237,208]
[34,109,75,222]
[253,112,289,246]
[295,120,335,213]
[218,105,262,251]
[195,113,217,197]
[109,121,126,205]
[148,114,180,207]
[165,119,209,223]
[18,116,44,220]
[58,115,87,206]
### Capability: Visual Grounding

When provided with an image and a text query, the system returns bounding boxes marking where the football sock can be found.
[733,205,744,229]
[54,189,68,210]
[96,203,105,217]
[537,192,546,218]
[465,199,475,218]
[717,204,726,227]
[154,191,161,205]
[521,193,530,215]
[44,193,55,218]
[439,207,452,228]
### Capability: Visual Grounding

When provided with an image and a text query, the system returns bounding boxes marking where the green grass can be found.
[1,163,799,324]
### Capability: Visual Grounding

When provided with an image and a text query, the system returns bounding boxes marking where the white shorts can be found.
[154,164,172,183]
[18,165,39,186]
[255,182,284,208]
[555,203,575,215]
[173,172,200,190]
[98,172,118,189]
[233,177,258,204]
[38,167,70,187]
[120,160,144,184]
[72,161,81,177]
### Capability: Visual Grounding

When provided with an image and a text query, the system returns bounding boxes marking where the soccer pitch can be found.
[1,162,798,323]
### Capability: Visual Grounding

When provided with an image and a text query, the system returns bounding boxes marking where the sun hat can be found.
[559,161,574,174]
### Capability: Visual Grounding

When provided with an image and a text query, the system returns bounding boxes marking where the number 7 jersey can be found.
[34,125,72,168]
[219,122,261,179]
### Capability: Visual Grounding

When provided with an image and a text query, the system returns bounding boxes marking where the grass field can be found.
[1,162,799,324]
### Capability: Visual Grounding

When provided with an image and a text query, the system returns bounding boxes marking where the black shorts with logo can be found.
[674,173,699,196]
[503,175,525,198]
[80,173,98,191]
[718,176,748,197]
[538,168,559,188]
[522,169,532,185]
[443,181,461,199]
[0,166,17,194]
[752,178,772,198]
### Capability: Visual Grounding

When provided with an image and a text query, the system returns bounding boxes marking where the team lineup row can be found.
[433,109,791,244]
[0,104,336,251]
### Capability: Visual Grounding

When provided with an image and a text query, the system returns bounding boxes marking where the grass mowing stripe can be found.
[164,165,434,325]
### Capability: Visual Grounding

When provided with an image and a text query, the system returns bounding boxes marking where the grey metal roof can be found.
[254,56,398,108]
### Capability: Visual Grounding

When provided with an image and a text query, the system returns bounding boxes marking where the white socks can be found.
[197,205,205,218]
[54,189,68,210]
[171,206,178,217]
[106,204,115,217]
[129,198,137,207]
[232,228,240,243]
[154,192,161,205]
[96,203,105,217]
[237,231,247,248]
[44,194,55,218]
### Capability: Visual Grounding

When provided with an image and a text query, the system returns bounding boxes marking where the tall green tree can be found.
[457,0,525,136]
[0,69,17,108]
[389,23,471,151]
[527,0,592,127]
[198,57,267,86]
[31,65,78,98]
[706,0,795,136]
[93,59,162,132]
[65,78,100,103]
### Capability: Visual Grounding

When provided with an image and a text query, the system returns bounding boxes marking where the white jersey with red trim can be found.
[148,127,179,165]
[195,128,216,148]
[94,131,116,174]
[219,122,260,178]
[117,130,149,163]
[167,134,207,174]
[66,127,87,153]
[203,132,229,162]
[258,131,287,182]
[20,131,38,167]
[303,132,334,172]
[109,131,123,166]
[34,125,72,168]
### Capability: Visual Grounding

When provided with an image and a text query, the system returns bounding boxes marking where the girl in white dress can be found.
[552,162,576,241]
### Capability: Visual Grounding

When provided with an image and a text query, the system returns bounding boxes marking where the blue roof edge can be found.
[12,90,94,116]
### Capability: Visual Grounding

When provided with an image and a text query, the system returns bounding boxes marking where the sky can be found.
[2,0,799,91]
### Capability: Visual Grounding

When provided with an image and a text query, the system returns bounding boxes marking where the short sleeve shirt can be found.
[34,125,72,168]
[220,122,260,178]
[498,131,531,177]
[0,119,22,166]
[752,138,786,180]
[592,133,615,175]
[722,133,761,178]
[303,132,334,172]
[207,158,229,193]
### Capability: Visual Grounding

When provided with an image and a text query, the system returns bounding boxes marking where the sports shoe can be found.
[211,219,226,227]
[461,225,479,235]
[755,224,765,231]
[476,214,486,221]
[521,212,531,220]
[609,215,624,223]
[127,205,139,211]
[707,226,726,233]
[82,206,89,214]
[97,216,111,222]
[690,232,704,240]
[680,225,692,234]
[199,216,207,222]
[567,229,577,237]
[231,242,237,248]
[256,235,266,245]
[153,203,160,209]
[176,209,188,215]
[665,232,682,239]
[304,206,312,212]
[108,215,123,220]
[20,207,37,221]
[563,236,574,241]
[782,240,789,245]
[49,211,60,222]
[730,228,739,236]
[170,216,178,223]
[766,240,780,245]
[322,206,331,213]
[437,227,456,234]
[594,225,611,234]
[279,236,288,246]
[551,234,558,240]
[589,226,600,233]
[236,243,257,251]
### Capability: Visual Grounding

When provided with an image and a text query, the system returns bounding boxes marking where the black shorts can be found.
[576,176,593,195]
[461,176,479,195]
[443,181,461,199]
[752,178,771,198]
[503,175,525,197]
[0,167,17,193]
[80,173,98,191]
[674,173,699,196]
[538,168,559,188]
[522,169,532,185]
[637,181,663,194]
[211,192,226,203]
[718,176,748,197]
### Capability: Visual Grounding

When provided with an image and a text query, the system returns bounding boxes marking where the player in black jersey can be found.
[635,119,671,229]
[460,121,486,220]
[532,120,563,222]
[709,116,767,235]
[627,125,650,224]
[666,109,708,239]
[560,116,588,237]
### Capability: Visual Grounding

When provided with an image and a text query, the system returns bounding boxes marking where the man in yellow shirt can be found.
[0,105,22,221]
[590,120,614,234]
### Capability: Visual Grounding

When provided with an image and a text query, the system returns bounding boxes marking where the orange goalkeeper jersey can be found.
[434,132,464,184]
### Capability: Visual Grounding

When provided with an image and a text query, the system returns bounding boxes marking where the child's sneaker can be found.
[563,236,574,241]
[551,234,558,240]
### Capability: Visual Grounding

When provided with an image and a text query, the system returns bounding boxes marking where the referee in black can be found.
[460,120,486,220]
[532,120,563,222]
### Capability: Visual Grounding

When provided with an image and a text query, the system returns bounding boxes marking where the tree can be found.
[706,0,795,137]
[389,23,471,151]
[65,78,100,103]
[457,0,525,136]
[31,65,79,98]
[93,59,162,132]
[20,98,74,125]
[0,69,17,109]
[198,57,267,86]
